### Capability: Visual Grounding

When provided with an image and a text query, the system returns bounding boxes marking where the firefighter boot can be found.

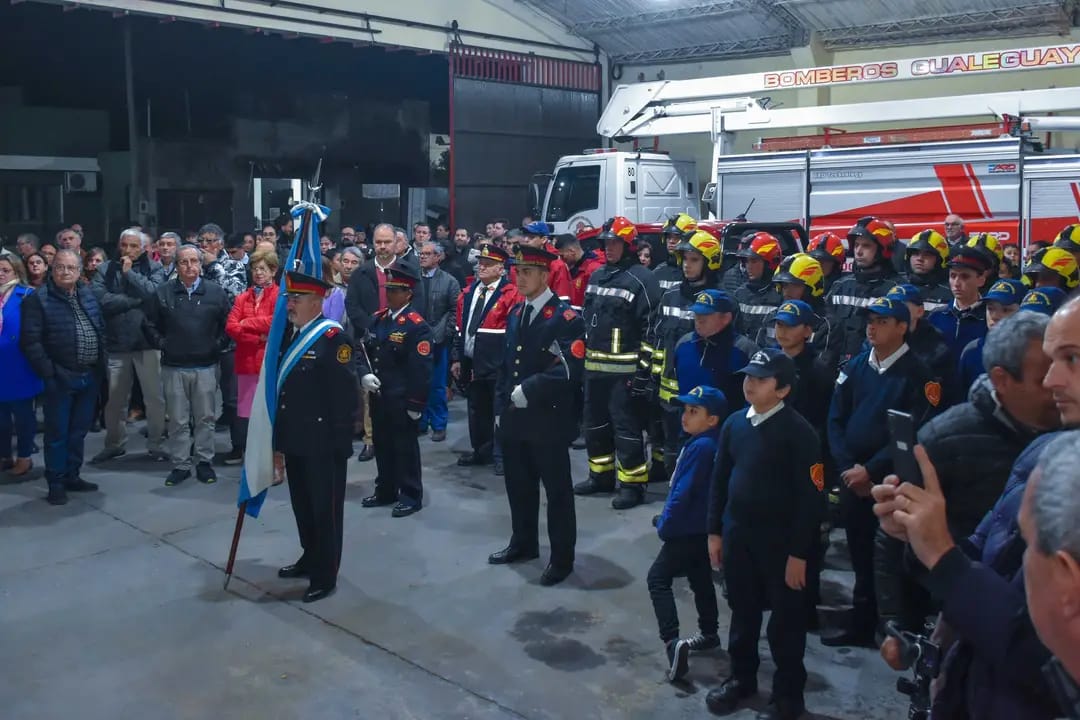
[611,484,645,510]
[575,473,615,496]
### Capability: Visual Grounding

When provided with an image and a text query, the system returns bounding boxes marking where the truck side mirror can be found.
[701,182,717,204]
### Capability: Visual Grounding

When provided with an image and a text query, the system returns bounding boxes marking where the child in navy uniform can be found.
[706,348,826,720]
[646,385,725,682]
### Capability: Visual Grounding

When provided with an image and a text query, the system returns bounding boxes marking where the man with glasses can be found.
[19,249,107,505]
[340,226,357,247]
[415,241,461,441]
[944,214,966,247]
[196,223,247,300]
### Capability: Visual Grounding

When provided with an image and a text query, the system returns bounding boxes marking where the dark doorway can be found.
[157,189,233,233]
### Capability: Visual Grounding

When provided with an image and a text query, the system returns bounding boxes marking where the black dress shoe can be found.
[65,479,99,492]
[820,628,876,648]
[705,677,757,715]
[46,486,68,506]
[361,494,395,508]
[278,564,309,579]
[573,477,614,496]
[539,563,573,586]
[357,444,375,462]
[457,452,491,467]
[391,502,421,518]
[302,585,335,603]
[488,545,540,565]
[757,698,806,720]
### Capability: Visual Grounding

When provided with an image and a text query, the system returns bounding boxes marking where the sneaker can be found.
[65,479,99,492]
[684,633,723,653]
[430,430,446,442]
[165,468,191,486]
[91,447,126,464]
[665,639,689,682]
[222,449,244,466]
[46,486,68,505]
[195,462,217,484]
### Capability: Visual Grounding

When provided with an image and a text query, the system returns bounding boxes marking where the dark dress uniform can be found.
[357,266,434,515]
[491,246,586,585]
[273,273,358,600]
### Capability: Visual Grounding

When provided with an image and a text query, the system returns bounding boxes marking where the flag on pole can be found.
[237,201,330,518]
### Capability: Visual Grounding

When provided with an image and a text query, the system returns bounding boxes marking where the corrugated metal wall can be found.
[450,45,601,233]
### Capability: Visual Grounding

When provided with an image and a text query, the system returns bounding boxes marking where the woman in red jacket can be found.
[226,249,280,461]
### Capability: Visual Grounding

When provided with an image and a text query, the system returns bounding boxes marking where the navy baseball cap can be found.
[983,278,1027,306]
[675,385,727,417]
[866,296,911,324]
[886,284,924,305]
[689,289,735,315]
[1020,287,1067,316]
[521,221,554,236]
[772,300,814,327]
[739,347,797,387]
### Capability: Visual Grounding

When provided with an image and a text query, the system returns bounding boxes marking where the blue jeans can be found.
[421,344,449,432]
[43,371,98,487]
[0,398,37,459]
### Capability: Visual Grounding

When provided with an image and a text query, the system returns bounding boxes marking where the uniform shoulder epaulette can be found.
[374,308,389,318]
[407,311,423,324]
[325,326,341,338]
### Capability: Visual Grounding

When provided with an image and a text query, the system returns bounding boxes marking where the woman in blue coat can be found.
[0,254,43,475]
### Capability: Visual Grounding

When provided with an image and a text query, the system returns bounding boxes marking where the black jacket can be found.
[345,259,384,335]
[92,254,165,353]
[734,278,782,345]
[582,257,661,376]
[356,303,433,413]
[144,277,231,367]
[414,268,461,346]
[825,261,901,367]
[904,268,952,313]
[19,279,107,379]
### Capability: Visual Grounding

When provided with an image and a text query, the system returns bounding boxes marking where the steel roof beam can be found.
[610,34,793,64]
[569,1,752,33]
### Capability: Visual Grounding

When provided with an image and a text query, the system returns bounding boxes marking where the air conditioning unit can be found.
[65,171,98,193]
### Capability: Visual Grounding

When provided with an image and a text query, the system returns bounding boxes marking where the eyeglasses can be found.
[53,264,80,273]
[418,251,436,257]
[198,236,218,245]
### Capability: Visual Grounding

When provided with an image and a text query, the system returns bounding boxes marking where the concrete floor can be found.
[0,400,906,720]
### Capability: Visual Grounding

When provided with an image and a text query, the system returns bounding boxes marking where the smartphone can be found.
[887,409,923,487]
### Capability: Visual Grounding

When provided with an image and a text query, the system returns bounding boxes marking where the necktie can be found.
[467,286,488,336]
[521,303,534,328]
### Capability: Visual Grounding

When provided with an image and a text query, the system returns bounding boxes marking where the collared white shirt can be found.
[182,276,202,298]
[464,280,500,358]
[391,303,409,321]
[869,342,910,375]
[522,287,554,325]
[747,400,785,427]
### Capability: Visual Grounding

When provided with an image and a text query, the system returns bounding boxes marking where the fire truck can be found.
[539,41,1080,248]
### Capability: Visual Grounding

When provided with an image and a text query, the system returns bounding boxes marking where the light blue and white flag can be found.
[237,201,330,517]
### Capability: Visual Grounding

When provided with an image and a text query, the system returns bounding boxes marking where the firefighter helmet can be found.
[1023,247,1080,289]
[807,232,846,264]
[597,216,638,246]
[662,213,697,238]
[1053,224,1080,252]
[736,232,783,270]
[773,253,825,298]
[675,229,723,272]
[966,232,1003,263]
[906,229,950,268]
[848,216,897,260]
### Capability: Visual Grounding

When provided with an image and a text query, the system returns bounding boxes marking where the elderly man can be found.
[943,214,966,246]
[15,233,40,260]
[157,232,180,280]
[91,228,167,464]
[415,241,461,441]
[56,227,81,252]
[145,245,231,487]
[20,249,107,505]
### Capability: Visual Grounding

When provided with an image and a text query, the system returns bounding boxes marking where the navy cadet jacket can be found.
[358,302,433,415]
[708,403,826,560]
[670,325,757,422]
[656,425,722,541]
[495,292,586,446]
[928,300,987,363]
[827,346,941,483]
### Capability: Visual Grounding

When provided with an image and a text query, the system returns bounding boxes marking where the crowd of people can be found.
[3,210,1080,720]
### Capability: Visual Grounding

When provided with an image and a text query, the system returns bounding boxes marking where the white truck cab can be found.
[537,150,698,235]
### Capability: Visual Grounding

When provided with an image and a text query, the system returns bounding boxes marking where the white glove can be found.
[361,373,381,392]
[511,384,528,409]
[407,410,422,421]
[494,416,500,430]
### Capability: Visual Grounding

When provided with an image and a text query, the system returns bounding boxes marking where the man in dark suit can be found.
[490,245,587,586]
[356,264,433,518]
[273,271,358,603]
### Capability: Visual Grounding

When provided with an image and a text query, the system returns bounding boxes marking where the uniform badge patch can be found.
[325,327,340,338]
[397,316,407,325]
[543,306,554,320]
[924,381,942,407]
[389,331,406,344]
[336,344,352,364]
[563,309,576,321]
[575,278,583,288]
[571,339,586,359]
[810,463,825,492]
[416,340,431,356]
[408,311,423,324]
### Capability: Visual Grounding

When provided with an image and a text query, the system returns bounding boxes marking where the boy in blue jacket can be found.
[646,384,725,683]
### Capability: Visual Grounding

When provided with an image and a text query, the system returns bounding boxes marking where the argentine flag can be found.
[237,201,329,517]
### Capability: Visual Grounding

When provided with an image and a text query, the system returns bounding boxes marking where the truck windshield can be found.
[546,165,601,222]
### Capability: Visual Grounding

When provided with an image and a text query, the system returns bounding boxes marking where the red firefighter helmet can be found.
[597,216,638,247]
[807,232,846,264]
[848,216,897,260]
[736,232,783,270]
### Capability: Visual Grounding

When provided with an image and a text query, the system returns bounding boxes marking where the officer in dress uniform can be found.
[356,264,433,518]
[274,271,358,604]
[489,245,586,586]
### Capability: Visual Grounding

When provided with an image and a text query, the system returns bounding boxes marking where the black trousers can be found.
[285,453,347,589]
[725,531,807,703]
[371,395,423,506]
[583,374,646,487]
[502,435,576,569]
[466,374,495,459]
[647,536,719,643]
[219,350,237,422]
[840,487,879,636]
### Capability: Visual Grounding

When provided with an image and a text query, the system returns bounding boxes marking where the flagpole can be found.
[224,501,248,590]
